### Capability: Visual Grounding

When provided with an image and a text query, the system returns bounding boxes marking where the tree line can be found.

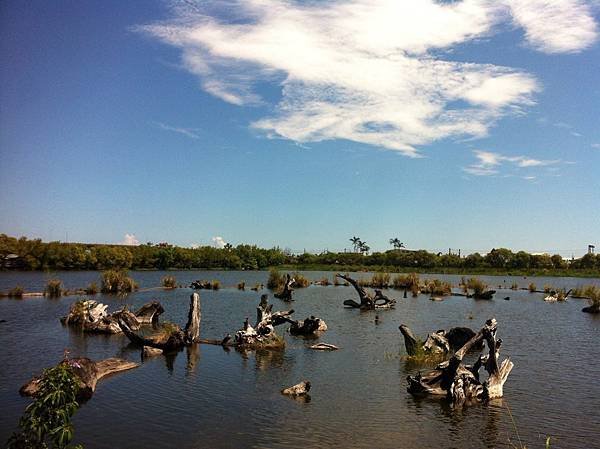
[1,234,598,273]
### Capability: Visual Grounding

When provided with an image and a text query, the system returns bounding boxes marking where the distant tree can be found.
[349,236,361,253]
[389,238,405,249]
[359,241,370,254]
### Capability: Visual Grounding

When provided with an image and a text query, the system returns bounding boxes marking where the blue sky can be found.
[1,0,599,256]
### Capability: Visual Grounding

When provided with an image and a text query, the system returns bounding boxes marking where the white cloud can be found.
[211,236,226,248]
[591,143,600,149]
[141,0,596,156]
[156,121,201,139]
[507,0,598,53]
[123,233,140,246]
[463,150,561,176]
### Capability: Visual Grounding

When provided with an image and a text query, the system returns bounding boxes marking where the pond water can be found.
[1,271,599,449]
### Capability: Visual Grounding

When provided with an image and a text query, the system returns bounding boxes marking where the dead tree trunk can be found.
[234,294,293,349]
[337,274,396,309]
[274,274,294,301]
[406,318,513,404]
[20,357,138,401]
[288,316,328,335]
[400,325,480,356]
[119,293,201,352]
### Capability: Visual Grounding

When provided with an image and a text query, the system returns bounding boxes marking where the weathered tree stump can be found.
[337,274,396,309]
[281,380,311,396]
[20,357,138,401]
[233,294,292,349]
[400,324,481,356]
[582,304,600,314]
[119,293,201,352]
[406,318,513,405]
[61,300,164,334]
[274,274,295,301]
[288,316,328,335]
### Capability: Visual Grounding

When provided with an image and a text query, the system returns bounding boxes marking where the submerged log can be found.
[274,273,294,301]
[281,380,311,396]
[288,316,328,336]
[119,293,201,352]
[20,357,138,401]
[582,303,600,314]
[406,318,513,404]
[469,290,496,300]
[337,274,396,309]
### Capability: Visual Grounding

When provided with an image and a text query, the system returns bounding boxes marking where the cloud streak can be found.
[463,150,561,176]
[156,121,201,139]
[122,233,140,246]
[142,0,597,156]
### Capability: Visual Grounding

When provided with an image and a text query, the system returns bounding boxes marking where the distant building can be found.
[589,244,596,254]
[2,254,25,269]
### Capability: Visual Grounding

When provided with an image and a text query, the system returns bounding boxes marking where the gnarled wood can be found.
[281,380,311,396]
[234,294,292,349]
[119,293,201,352]
[400,325,480,356]
[134,301,164,324]
[20,357,138,401]
[288,316,327,335]
[406,318,513,404]
[337,274,396,309]
[274,274,294,301]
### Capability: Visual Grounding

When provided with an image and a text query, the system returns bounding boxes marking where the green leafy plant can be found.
[7,362,83,449]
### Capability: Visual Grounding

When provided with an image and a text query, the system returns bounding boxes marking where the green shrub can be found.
[84,282,98,295]
[6,362,82,449]
[161,275,177,289]
[45,279,63,298]
[8,286,24,298]
[101,270,137,294]
[528,282,537,292]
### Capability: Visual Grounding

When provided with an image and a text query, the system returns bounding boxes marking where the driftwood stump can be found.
[406,318,513,405]
[400,324,480,356]
[119,293,201,352]
[337,274,396,309]
[20,357,138,401]
[274,274,295,301]
[233,294,292,349]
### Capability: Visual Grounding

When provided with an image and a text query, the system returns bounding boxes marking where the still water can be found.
[1,271,599,449]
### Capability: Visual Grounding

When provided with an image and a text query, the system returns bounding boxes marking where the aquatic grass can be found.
[101,269,138,294]
[161,275,177,289]
[210,280,221,290]
[464,277,488,296]
[45,279,63,298]
[291,272,310,288]
[583,285,600,306]
[510,282,519,290]
[237,281,246,290]
[392,273,419,290]
[152,321,181,344]
[543,284,553,294]
[84,282,98,295]
[317,276,330,286]
[267,269,284,290]
[7,286,24,298]
[371,272,391,288]
[423,279,452,296]
[528,282,537,292]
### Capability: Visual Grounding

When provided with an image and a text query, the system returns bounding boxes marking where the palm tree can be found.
[389,238,405,250]
[350,236,361,253]
[359,241,370,254]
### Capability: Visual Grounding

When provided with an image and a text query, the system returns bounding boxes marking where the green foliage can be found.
[8,286,25,297]
[528,282,537,292]
[84,283,98,295]
[100,270,137,294]
[45,279,63,298]
[161,275,177,289]
[6,363,82,449]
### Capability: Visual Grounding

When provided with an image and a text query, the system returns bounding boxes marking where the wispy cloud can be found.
[463,150,561,176]
[122,233,140,246]
[141,0,597,157]
[155,121,201,139]
[591,143,600,149]
[507,0,597,53]
[211,236,226,248]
